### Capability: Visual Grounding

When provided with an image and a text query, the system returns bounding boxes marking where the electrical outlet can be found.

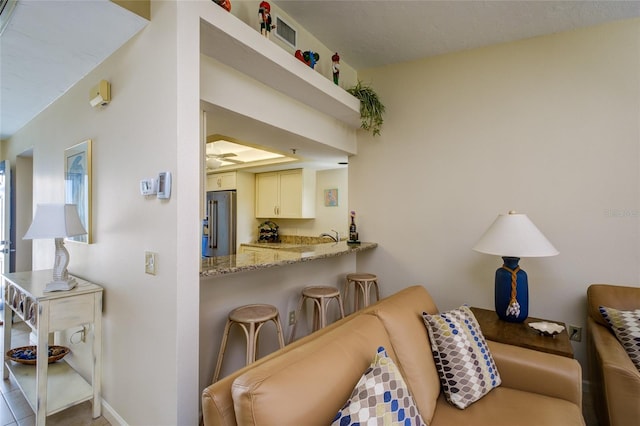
[288,310,296,325]
[568,325,582,342]
[145,251,157,275]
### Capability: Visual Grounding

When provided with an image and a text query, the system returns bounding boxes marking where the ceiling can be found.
[2,1,640,141]
[0,0,148,140]
[274,1,640,70]
[205,136,297,172]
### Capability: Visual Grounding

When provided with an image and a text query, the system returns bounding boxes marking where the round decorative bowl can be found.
[528,321,565,337]
[7,345,70,365]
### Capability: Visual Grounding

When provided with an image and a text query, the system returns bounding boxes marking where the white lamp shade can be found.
[23,204,87,239]
[473,211,559,257]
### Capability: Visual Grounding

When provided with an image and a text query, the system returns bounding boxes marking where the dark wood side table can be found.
[470,307,574,358]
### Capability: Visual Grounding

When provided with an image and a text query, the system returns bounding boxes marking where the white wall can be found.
[15,155,32,272]
[351,19,640,377]
[4,1,184,424]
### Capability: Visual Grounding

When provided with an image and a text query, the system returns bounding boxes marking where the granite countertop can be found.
[200,241,377,277]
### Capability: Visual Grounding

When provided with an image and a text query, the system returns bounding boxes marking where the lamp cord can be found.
[501,264,521,317]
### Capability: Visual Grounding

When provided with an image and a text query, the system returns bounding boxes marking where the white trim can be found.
[102,399,128,426]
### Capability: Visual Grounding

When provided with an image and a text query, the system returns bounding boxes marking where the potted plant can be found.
[347,81,385,136]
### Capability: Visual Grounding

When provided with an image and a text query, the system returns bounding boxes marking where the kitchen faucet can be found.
[319,229,340,242]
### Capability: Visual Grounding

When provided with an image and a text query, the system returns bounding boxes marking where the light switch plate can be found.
[145,251,157,275]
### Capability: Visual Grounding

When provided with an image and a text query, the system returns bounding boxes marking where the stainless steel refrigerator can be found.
[202,190,237,257]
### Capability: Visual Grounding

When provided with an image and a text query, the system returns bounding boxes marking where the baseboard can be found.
[102,399,129,426]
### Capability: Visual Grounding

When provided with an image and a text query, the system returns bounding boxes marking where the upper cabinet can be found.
[207,172,236,191]
[255,169,315,219]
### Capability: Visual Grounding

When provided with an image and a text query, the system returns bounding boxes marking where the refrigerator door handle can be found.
[208,200,218,249]
[212,200,218,249]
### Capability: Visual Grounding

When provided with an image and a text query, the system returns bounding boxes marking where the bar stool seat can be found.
[213,303,285,382]
[288,286,345,343]
[345,273,380,313]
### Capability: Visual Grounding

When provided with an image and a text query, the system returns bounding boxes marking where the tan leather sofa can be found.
[587,284,640,426]
[203,285,584,426]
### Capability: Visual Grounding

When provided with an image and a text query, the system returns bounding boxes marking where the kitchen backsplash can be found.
[278,235,339,244]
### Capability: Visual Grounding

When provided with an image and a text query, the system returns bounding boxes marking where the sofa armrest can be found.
[588,318,640,426]
[488,340,582,407]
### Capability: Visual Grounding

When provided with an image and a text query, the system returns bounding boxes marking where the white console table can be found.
[1,270,103,425]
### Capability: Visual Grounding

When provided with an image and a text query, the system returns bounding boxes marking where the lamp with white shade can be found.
[473,210,558,322]
[23,204,87,292]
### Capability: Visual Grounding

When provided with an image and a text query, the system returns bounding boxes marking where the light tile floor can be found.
[0,320,109,426]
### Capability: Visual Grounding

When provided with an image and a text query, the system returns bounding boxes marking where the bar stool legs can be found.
[345,273,380,313]
[288,286,345,344]
[213,304,285,383]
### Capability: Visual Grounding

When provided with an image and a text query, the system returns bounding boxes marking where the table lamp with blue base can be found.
[473,211,558,323]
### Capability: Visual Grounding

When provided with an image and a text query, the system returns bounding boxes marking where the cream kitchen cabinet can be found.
[207,172,236,191]
[255,169,315,218]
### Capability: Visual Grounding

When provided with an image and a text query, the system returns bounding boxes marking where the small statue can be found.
[304,51,319,69]
[259,1,275,38]
[332,52,340,85]
[295,50,319,69]
[212,0,231,12]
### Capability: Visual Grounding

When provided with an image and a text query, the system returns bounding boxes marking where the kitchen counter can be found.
[200,241,377,277]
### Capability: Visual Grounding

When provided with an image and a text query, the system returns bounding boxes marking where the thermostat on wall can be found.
[140,178,157,196]
[157,172,172,199]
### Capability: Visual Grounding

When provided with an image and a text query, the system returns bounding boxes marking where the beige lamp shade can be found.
[473,211,558,258]
[23,204,86,240]
[23,204,87,291]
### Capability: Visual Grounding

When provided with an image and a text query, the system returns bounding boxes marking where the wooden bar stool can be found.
[212,303,285,382]
[344,273,380,313]
[288,286,345,343]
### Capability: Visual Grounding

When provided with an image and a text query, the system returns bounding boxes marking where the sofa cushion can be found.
[231,314,397,426]
[364,285,441,423]
[430,388,585,426]
[599,305,640,372]
[587,284,640,328]
[422,306,501,409]
[331,346,426,426]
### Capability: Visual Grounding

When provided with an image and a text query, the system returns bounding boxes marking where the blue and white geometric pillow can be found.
[331,346,426,426]
[422,305,501,409]
[599,306,640,373]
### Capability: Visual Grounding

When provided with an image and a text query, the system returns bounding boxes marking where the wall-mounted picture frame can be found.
[324,188,338,207]
[65,139,92,243]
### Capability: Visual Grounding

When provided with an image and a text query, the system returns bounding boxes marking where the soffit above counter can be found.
[199,5,361,129]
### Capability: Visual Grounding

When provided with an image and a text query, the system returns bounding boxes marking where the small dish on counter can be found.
[528,321,565,337]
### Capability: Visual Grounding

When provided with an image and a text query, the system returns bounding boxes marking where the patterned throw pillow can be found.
[422,305,501,409]
[599,306,640,372]
[331,346,426,426]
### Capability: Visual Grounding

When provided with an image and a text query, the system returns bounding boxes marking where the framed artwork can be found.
[65,139,92,243]
[324,188,338,207]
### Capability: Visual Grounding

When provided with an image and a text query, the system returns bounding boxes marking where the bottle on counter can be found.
[348,211,360,244]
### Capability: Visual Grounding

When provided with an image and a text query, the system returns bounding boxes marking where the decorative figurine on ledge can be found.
[259,1,275,38]
[295,50,319,69]
[212,0,231,12]
[332,52,340,85]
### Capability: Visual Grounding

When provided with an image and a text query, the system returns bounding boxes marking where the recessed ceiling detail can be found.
[205,135,297,172]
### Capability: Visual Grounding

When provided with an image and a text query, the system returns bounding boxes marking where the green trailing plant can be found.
[347,81,385,136]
